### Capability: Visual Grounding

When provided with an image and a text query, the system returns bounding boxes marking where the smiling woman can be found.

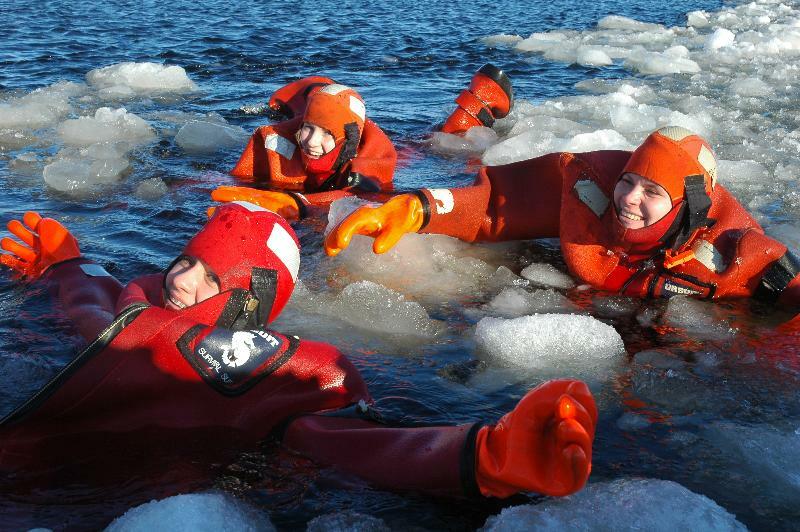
[612,173,672,229]
[163,256,221,311]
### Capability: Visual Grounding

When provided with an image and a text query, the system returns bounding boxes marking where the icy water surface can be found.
[2,0,800,530]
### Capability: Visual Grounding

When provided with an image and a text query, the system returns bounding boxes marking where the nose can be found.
[621,184,643,206]
[173,261,204,295]
[306,128,325,148]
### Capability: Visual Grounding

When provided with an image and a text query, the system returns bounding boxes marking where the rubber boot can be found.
[440,64,513,134]
[268,75,335,119]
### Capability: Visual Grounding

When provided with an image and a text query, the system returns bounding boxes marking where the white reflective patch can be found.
[264,133,295,160]
[691,239,727,272]
[232,200,268,212]
[80,263,111,277]
[697,145,717,188]
[320,83,349,95]
[574,179,610,217]
[349,95,366,121]
[267,223,300,282]
[657,126,694,141]
[427,188,455,215]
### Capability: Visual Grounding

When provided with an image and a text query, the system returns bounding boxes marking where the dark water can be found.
[5,0,800,530]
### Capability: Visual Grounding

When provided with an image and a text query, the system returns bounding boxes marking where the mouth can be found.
[165,292,188,310]
[618,209,643,223]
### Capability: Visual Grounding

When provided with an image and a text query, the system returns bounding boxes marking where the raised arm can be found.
[1,212,122,341]
[325,152,567,256]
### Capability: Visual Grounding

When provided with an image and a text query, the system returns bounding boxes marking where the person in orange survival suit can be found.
[212,65,514,221]
[325,126,800,309]
[0,202,596,499]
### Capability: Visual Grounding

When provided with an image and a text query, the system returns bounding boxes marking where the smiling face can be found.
[613,172,674,230]
[163,255,221,311]
[297,122,337,159]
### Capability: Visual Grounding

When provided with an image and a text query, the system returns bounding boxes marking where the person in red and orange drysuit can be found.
[212,65,514,221]
[0,202,595,499]
[325,126,800,308]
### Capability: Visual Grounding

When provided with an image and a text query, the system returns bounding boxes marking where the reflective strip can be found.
[232,200,268,213]
[574,179,609,217]
[264,133,295,160]
[697,145,717,188]
[320,83,349,95]
[80,263,111,277]
[691,239,726,272]
[657,126,693,141]
[267,223,300,282]
[427,188,455,215]
[349,95,366,121]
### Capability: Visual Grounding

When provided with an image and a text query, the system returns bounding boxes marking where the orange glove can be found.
[324,194,424,257]
[211,186,302,220]
[0,212,81,279]
[475,379,597,498]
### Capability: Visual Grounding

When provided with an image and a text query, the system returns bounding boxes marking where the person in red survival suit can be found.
[0,202,596,499]
[324,126,800,309]
[212,65,514,222]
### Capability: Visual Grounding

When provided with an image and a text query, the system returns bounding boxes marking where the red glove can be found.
[210,186,302,220]
[324,193,424,256]
[475,379,597,498]
[0,212,81,279]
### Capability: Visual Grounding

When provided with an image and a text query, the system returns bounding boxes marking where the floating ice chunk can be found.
[597,15,663,32]
[520,263,575,289]
[687,11,710,28]
[175,118,249,153]
[515,31,570,53]
[289,280,443,339]
[703,422,800,504]
[481,34,523,47]
[0,81,83,130]
[106,492,275,532]
[57,107,154,146]
[0,129,37,151]
[307,510,390,532]
[485,287,578,317]
[135,178,169,200]
[576,46,613,67]
[481,478,746,531]
[662,297,735,341]
[718,159,768,186]
[611,105,657,133]
[705,28,736,50]
[558,129,633,153]
[86,62,198,95]
[475,314,624,377]
[729,77,770,97]
[481,129,556,165]
[624,46,700,75]
[430,127,498,155]
[43,154,130,192]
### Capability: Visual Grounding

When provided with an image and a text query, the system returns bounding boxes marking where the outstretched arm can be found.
[1,212,122,341]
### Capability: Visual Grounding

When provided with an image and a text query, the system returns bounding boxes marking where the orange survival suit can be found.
[231,81,397,211]
[0,202,597,498]
[412,127,800,305]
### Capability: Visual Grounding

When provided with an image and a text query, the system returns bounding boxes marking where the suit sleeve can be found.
[348,119,397,192]
[417,152,566,242]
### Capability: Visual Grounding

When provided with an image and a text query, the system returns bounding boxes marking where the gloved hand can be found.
[211,186,301,220]
[324,193,424,257]
[0,211,81,279]
[475,379,597,498]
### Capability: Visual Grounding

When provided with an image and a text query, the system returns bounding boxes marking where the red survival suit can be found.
[231,80,397,211]
[413,127,800,306]
[2,202,559,498]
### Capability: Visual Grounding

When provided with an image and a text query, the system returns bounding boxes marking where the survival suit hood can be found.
[611,126,719,253]
[299,83,366,181]
[168,201,300,329]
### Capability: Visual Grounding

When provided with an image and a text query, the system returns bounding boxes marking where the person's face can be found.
[613,172,673,230]
[297,122,337,158]
[164,256,220,311]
